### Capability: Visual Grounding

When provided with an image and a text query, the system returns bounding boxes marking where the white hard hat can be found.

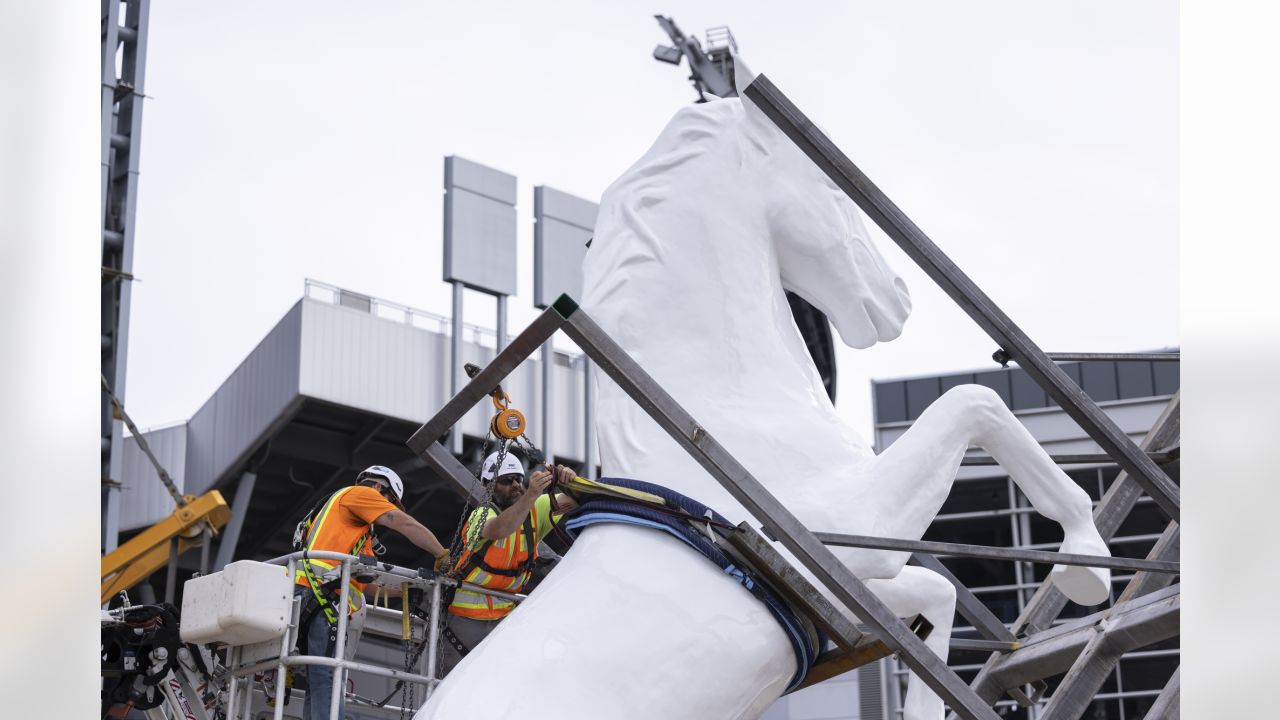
[358,465,405,506]
[480,452,526,482]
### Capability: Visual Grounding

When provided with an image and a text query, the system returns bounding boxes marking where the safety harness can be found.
[292,487,380,655]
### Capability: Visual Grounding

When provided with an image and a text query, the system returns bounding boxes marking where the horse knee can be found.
[938,384,1007,433]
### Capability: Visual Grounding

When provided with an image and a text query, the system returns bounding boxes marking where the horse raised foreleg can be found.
[864,566,956,720]
[865,385,1110,605]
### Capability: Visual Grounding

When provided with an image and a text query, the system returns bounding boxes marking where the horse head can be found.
[733,59,912,350]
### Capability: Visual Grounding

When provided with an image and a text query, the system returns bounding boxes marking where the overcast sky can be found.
[123,1,1178,441]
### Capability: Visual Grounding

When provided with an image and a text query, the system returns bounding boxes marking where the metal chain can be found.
[101,374,185,507]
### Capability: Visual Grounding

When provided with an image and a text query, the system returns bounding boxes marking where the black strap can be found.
[296,586,341,657]
[441,624,470,657]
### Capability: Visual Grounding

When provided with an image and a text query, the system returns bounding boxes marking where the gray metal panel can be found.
[973,370,1012,406]
[446,155,517,204]
[1010,369,1048,409]
[534,217,592,308]
[1081,361,1119,402]
[299,299,588,461]
[534,186,598,309]
[533,184,598,310]
[443,156,518,296]
[905,377,941,419]
[184,303,303,494]
[537,185,597,229]
[873,381,907,424]
[1116,361,1155,399]
[119,424,187,531]
[1153,361,1179,396]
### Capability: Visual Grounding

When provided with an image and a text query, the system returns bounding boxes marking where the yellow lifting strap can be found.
[100,490,232,605]
[557,476,667,507]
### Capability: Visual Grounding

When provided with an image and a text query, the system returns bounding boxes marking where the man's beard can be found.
[494,489,522,509]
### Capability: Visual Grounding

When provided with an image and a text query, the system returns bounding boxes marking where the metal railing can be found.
[221,550,525,720]
[303,278,587,364]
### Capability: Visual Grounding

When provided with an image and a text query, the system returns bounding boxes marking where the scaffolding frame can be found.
[102,0,152,553]
[404,75,1179,720]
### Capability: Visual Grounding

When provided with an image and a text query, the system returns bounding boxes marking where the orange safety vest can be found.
[448,502,542,620]
[294,486,376,617]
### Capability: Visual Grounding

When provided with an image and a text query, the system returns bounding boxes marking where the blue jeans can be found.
[295,586,344,720]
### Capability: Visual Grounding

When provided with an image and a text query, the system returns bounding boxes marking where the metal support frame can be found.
[1035,523,1180,720]
[583,356,597,479]
[542,341,554,464]
[986,584,1180,689]
[449,281,464,454]
[958,394,1179,715]
[815,532,1178,575]
[213,471,257,572]
[1143,666,1179,720]
[961,450,1176,467]
[404,75,1186,719]
[407,298,1001,720]
[102,0,152,553]
[741,74,1180,523]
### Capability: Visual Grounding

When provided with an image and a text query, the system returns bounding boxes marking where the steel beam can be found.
[817,533,1178,575]
[957,393,1179,714]
[989,584,1179,689]
[101,0,152,553]
[725,523,868,652]
[213,471,257,572]
[419,441,488,505]
[407,303,567,455]
[1143,667,1179,720]
[559,306,1000,720]
[742,74,1180,522]
[909,554,1018,646]
[962,451,1176,466]
[1036,522,1180,720]
[1042,352,1178,363]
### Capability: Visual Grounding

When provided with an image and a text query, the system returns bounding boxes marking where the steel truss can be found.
[405,75,1180,720]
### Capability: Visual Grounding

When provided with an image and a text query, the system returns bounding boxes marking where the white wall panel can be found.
[119,424,187,531]
[184,303,302,494]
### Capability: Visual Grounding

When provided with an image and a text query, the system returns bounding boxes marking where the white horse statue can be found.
[418,66,1110,720]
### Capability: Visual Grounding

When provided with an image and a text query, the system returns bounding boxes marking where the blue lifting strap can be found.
[562,476,822,692]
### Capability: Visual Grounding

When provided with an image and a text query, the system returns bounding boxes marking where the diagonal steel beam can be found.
[407,304,567,455]
[988,584,1179,689]
[909,554,1018,646]
[742,74,1179,523]
[1143,666,1179,720]
[1036,522,1180,720]
[559,306,1000,720]
[1048,547,1179,711]
[955,393,1178,715]
[418,440,488,506]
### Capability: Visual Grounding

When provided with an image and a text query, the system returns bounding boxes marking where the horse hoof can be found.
[1050,532,1112,606]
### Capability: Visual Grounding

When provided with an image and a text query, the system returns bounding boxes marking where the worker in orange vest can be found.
[293,465,448,720]
[439,450,579,675]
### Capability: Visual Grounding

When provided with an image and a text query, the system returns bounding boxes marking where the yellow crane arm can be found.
[101,490,232,605]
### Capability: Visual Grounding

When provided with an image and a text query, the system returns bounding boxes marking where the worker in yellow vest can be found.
[439,451,579,675]
[293,465,448,720]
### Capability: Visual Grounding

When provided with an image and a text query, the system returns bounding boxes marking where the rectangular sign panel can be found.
[533,185,597,309]
[443,156,518,296]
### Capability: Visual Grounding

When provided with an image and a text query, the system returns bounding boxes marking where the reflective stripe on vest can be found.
[295,486,372,615]
[448,504,539,620]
